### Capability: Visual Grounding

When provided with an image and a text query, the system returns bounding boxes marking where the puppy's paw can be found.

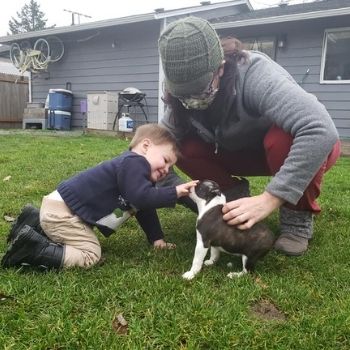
[227,271,246,279]
[182,271,196,280]
[204,259,215,266]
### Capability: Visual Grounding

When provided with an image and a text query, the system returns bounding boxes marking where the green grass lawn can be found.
[0,131,349,350]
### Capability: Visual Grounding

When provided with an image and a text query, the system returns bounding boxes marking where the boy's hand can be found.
[176,180,198,198]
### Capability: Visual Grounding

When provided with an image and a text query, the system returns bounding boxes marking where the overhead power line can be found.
[63,9,92,25]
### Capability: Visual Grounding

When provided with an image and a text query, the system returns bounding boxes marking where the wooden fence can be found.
[0,73,28,128]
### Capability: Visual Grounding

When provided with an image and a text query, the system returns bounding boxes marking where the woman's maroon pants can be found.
[176,126,341,213]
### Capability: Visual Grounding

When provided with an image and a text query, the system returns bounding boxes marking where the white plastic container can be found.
[118,113,134,132]
[86,91,118,130]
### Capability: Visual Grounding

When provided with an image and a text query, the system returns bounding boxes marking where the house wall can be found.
[219,15,350,139]
[29,12,350,139]
[29,6,250,130]
[31,21,161,129]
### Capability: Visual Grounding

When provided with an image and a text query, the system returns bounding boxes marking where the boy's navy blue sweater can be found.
[57,151,177,242]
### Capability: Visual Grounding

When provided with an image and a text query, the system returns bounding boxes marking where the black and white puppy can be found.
[182,180,274,280]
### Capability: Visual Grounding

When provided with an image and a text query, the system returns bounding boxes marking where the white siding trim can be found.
[157,18,167,123]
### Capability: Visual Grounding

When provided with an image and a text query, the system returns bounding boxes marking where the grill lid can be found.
[119,87,145,102]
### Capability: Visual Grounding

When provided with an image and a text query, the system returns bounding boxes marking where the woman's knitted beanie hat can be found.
[159,16,224,97]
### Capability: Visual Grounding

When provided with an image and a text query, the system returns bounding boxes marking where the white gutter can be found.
[154,0,248,19]
[28,71,32,103]
[0,13,155,43]
[213,6,350,29]
[0,0,251,44]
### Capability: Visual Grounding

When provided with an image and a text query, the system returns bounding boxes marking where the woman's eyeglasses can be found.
[176,73,220,110]
[175,72,219,100]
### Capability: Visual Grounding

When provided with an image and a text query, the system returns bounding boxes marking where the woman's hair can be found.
[162,36,248,133]
[129,123,179,156]
[220,36,247,61]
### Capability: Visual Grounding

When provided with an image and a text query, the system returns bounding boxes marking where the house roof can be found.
[2,0,348,45]
[211,0,350,29]
[0,45,10,53]
[0,45,10,58]
[0,0,250,44]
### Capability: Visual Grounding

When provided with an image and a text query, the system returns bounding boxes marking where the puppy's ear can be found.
[205,187,222,204]
[213,188,222,196]
[209,181,222,196]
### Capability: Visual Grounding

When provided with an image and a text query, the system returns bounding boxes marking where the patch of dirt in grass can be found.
[250,299,286,321]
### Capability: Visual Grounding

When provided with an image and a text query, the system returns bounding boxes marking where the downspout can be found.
[157,18,167,123]
[28,71,32,103]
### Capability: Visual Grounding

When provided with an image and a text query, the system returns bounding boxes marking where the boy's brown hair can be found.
[129,123,180,156]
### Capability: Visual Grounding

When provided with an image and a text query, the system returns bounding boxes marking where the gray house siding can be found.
[27,3,251,129]
[218,14,350,138]
[31,21,161,128]
[1,1,349,138]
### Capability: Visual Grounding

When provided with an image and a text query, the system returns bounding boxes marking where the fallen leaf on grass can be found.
[112,313,128,335]
[4,215,15,222]
[254,276,268,289]
[0,292,15,302]
[3,176,11,182]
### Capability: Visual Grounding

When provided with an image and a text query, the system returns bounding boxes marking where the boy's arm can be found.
[118,157,177,209]
[135,208,164,244]
[157,167,198,213]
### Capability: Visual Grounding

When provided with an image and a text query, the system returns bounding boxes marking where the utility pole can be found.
[63,9,92,25]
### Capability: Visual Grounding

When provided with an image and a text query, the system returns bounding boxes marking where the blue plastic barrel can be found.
[48,110,71,130]
[48,89,73,112]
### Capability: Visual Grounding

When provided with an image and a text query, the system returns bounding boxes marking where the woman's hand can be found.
[153,239,176,249]
[176,180,199,198]
[222,191,284,230]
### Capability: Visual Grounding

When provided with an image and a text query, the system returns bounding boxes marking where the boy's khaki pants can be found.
[40,196,101,268]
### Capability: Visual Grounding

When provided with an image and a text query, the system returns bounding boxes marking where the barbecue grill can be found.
[113,87,149,130]
[119,87,145,103]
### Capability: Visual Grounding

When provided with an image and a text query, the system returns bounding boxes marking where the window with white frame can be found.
[321,28,350,83]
